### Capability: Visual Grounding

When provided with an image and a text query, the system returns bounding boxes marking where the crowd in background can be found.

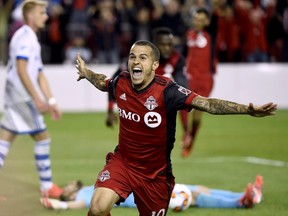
[1,0,288,65]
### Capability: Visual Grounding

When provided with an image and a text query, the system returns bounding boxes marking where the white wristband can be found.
[48,97,57,106]
[60,201,68,210]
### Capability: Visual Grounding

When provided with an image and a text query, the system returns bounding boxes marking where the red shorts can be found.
[189,76,213,97]
[96,152,175,215]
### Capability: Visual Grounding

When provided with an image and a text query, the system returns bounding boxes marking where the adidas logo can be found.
[120,93,126,100]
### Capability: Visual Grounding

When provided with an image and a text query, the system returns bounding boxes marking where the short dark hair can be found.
[59,180,84,201]
[196,7,211,20]
[152,27,173,42]
[133,40,160,61]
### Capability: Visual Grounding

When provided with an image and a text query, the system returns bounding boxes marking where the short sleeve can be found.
[164,83,198,112]
[15,37,31,60]
[106,75,120,101]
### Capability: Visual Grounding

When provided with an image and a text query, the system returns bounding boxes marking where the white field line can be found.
[174,156,288,167]
[5,156,288,167]
[244,156,288,167]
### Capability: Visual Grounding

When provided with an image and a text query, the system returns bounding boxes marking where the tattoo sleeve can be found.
[86,69,108,92]
[192,96,249,115]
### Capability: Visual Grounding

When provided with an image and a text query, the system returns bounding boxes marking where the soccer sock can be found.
[34,139,53,190]
[195,193,242,208]
[179,110,189,132]
[0,140,11,168]
[190,120,200,141]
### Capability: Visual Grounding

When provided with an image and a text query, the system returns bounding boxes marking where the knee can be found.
[89,202,109,216]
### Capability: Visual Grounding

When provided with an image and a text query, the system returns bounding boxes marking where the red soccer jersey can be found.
[186,30,213,80]
[106,72,197,179]
[157,51,181,77]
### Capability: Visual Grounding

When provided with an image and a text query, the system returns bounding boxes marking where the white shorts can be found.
[0,101,46,135]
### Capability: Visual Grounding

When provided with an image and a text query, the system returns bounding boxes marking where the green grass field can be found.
[0,110,287,216]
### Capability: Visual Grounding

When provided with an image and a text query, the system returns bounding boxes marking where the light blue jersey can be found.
[75,186,94,208]
[75,186,136,208]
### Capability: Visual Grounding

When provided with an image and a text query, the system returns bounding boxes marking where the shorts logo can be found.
[144,96,158,111]
[98,170,110,182]
[178,86,191,96]
[144,112,162,128]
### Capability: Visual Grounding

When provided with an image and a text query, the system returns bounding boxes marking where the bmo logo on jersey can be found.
[144,112,162,128]
[118,108,140,122]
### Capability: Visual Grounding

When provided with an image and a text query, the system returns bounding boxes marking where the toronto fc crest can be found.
[98,170,110,182]
[144,96,158,111]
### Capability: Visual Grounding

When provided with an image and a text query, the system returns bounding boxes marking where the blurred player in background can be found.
[106,27,189,142]
[182,7,218,157]
[0,0,62,198]
[75,39,276,216]
[40,175,263,210]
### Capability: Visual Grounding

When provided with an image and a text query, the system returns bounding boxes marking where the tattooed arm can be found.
[75,54,107,92]
[192,95,277,117]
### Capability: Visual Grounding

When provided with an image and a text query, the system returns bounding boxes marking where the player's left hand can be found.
[49,104,62,120]
[248,102,277,117]
[40,198,64,210]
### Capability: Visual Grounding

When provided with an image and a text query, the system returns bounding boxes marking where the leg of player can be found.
[187,182,259,208]
[0,129,16,168]
[32,131,63,199]
[88,187,119,216]
[181,110,202,157]
[179,110,191,149]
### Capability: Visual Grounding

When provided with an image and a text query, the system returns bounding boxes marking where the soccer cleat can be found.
[253,175,264,204]
[240,183,255,208]
[41,183,64,199]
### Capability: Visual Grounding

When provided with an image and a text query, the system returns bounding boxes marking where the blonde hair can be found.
[22,0,48,22]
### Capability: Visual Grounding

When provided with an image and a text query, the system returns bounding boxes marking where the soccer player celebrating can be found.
[0,0,62,198]
[75,40,276,216]
[182,7,219,157]
[106,27,190,146]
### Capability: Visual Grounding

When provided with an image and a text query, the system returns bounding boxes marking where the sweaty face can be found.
[155,34,173,59]
[128,44,159,91]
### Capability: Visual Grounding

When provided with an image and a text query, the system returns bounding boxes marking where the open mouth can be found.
[132,67,142,80]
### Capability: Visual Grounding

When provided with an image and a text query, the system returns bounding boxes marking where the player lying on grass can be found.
[40,175,263,211]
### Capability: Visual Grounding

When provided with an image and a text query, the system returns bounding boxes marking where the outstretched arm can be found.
[75,54,108,92]
[192,95,277,117]
[40,198,86,210]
